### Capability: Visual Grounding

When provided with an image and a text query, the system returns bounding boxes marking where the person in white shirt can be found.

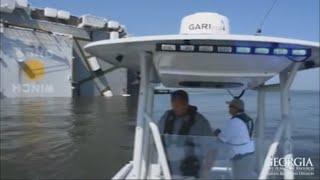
[213,98,256,179]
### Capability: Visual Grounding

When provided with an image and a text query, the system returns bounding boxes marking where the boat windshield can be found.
[162,134,234,179]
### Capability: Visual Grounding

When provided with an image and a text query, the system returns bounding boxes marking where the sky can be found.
[30,0,320,91]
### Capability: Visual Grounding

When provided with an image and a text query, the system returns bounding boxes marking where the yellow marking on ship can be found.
[22,59,45,81]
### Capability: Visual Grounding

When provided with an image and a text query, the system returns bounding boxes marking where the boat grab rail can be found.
[112,161,133,180]
[144,113,172,180]
[258,118,288,179]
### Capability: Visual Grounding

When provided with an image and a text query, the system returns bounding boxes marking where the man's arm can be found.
[217,120,239,143]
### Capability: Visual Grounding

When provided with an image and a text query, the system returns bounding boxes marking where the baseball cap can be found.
[226,98,245,111]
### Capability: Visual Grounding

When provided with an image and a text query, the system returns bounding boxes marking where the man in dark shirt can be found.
[158,90,213,136]
[158,90,213,178]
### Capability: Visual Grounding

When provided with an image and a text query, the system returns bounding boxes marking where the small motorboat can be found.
[85,12,319,179]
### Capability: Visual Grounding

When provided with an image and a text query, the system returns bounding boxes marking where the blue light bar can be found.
[236,47,251,54]
[161,44,176,51]
[254,48,270,54]
[273,48,288,55]
[198,45,214,52]
[180,45,195,51]
[217,46,233,53]
[292,49,307,56]
[156,43,311,62]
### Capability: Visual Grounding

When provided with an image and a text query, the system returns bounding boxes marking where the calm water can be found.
[0,91,319,179]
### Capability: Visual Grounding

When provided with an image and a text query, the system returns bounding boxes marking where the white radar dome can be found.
[180,12,230,35]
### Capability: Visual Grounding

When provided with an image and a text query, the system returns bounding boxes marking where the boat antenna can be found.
[255,0,278,35]
[227,89,246,99]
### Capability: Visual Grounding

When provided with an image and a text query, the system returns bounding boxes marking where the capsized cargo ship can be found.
[0,0,137,98]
